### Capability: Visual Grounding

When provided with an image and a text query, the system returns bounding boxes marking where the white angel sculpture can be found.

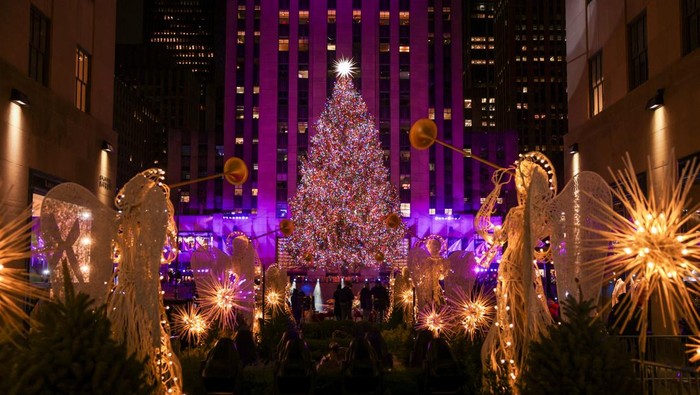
[407,236,449,310]
[41,169,183,394]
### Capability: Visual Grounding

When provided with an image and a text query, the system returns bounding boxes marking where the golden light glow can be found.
[585,154,700,348]
[0,206,41,340]
[333,57,356,78]
[197,273,252,331]
[265,289,285,316]
[687,336,700,371]
[417,303,453,338]
[448,288,495,341]
[172,303,208,345]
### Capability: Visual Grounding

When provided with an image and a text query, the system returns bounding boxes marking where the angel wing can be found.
[445,251,478,293]
[547,171,612,316]
[190,245,231,282]
[40,183,117,306]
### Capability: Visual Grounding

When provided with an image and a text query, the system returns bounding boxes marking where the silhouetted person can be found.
[360,283,373,321]
[340,283,354,320]
[333,284,342,320]
[292,289,303,325]
[371,280,388,323]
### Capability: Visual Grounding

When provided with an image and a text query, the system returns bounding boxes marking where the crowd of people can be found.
[332,280,389,323]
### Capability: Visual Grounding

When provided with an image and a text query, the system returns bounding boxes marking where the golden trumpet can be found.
[170,157,249,188]
[409,118,508,172]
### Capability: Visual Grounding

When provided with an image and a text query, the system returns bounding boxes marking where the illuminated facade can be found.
[564,0,700,194]
[0,1,117,214]
[494,0,567,180]
[164,0,519,266]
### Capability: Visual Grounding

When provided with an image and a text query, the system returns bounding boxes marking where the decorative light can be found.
[416,303,453,338]
[172,304,208,345]
[586,154,700,353]
[333,57,356,78]
[198,272,252,331]
[448,288,495,341]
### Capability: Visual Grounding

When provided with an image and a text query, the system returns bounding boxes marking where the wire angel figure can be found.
[476,153,557,390]
[407,235,449,310]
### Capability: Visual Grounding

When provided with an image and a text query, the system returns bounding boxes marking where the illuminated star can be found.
[172,303,208,345]
[333,57,356,78]
[197,272,252,331]
[448,288,495,341]
[417,303,454,338]
[585,154,700,350]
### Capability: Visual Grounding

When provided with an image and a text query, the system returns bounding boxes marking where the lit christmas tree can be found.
[287,59,406,271]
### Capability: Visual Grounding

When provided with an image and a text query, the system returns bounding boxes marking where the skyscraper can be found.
[494,0,567,180]
[195,0,519,265]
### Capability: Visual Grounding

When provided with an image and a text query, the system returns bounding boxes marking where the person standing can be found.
[333,284,342,321]
[340,282,354,321]
[291,288,303,326]
[360,282,373,321]
[371,280,388,323]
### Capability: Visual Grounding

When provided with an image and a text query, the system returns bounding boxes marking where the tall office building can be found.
[116,0,228,214]
[462,0,519,212]
[494,0,567,180]
[165,0,519,266]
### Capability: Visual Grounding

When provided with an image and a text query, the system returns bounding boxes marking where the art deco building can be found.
[494,0,568,181]
[166,0,519,266]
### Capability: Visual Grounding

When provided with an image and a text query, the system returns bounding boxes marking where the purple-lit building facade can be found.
[172,0,518,266]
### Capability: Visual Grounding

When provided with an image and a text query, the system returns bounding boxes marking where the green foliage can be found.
[482,367,513,395]
[517,296,637,395]
[301,319,367,339]
[258,313,292,360]
[178,348,208,395]
[0,264,154,395]
[381,326,412,364]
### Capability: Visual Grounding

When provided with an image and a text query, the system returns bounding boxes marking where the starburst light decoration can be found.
[0,206,40,340]
[448,288,495,341]
[172,304,208,345]
[687,336,700,371]
[198,272,252,331]
[584,154,700,351]
[417,303,454,338]
[333,57,356,78]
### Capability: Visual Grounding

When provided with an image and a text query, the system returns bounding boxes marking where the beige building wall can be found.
[0,0,117,213]
[565,0,700,190]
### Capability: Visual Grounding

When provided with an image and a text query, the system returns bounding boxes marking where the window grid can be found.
[29,7,50,86]
[628,12,648,90]
[589,51,603,117]
[75,47,90,112]
[683,0,700,54]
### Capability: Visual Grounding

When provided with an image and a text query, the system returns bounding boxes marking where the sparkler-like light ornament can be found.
[0,207,39,340]
[265,289,285,316]
[448,288,495,341]
[687,336,700,371]
[172,304,208,345]
[417,303,454,338]
[198,272,252,331]
[585,154,700,351]
[333,57,356,78]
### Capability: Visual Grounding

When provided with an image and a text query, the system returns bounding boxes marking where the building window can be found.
[628,12,648,90]
[75,47,90,112]
[683,0,700,54]
[29,6,50,86]
[589,51,603,117]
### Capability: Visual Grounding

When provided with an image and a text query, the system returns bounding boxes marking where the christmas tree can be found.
[287,59,406,271]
